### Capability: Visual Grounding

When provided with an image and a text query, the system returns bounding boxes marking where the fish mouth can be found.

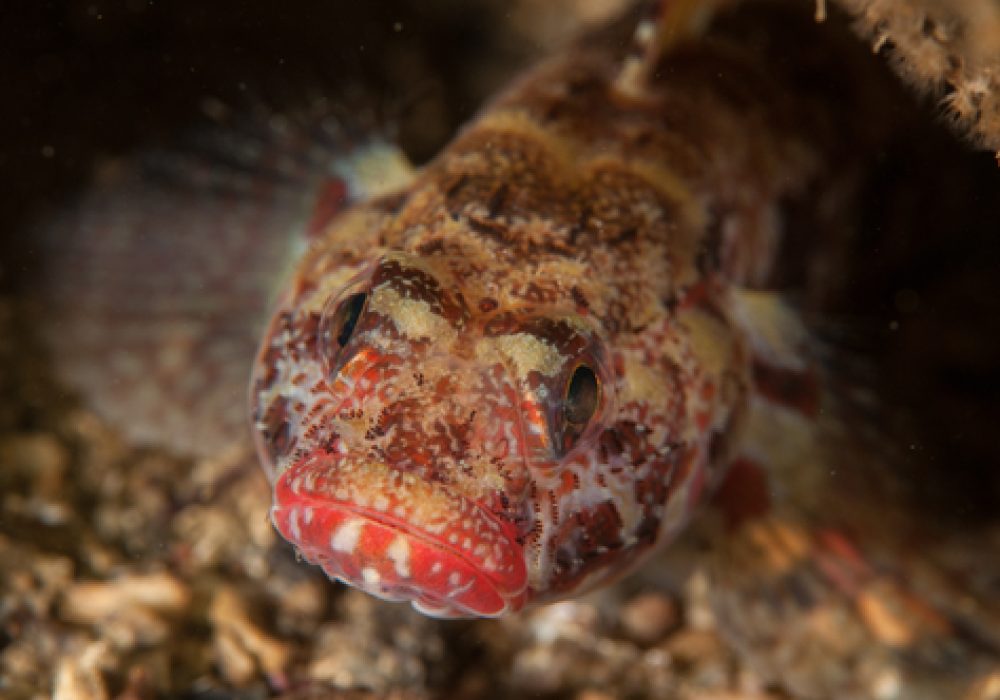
[270,448,528,617]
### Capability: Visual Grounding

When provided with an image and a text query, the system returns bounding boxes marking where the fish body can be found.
[251,4,865,615]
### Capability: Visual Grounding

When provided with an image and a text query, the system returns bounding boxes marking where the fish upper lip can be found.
[285,477,511,591]
[271,448,529,604]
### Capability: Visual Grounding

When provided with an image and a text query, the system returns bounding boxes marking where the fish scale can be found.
[36,2,1000,698]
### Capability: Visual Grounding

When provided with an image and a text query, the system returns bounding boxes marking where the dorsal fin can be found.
[613,0,737,98]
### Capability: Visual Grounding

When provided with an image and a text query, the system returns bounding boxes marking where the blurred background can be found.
[0,1,997,698]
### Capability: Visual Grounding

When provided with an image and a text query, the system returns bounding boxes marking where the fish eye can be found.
[330,292,367,349]
[561,363,600,451]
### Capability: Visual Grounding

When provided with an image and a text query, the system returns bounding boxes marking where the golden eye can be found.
[561,363,600,451]
[329,292,367,350]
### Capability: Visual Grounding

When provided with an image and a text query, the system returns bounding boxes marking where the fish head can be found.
[252,247,710,616]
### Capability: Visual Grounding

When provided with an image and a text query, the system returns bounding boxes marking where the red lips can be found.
[270,449,529,617]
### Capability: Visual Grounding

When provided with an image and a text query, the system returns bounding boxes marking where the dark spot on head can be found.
[484,312,521,337]
[415,238,447,257]
[443,172,469,199]
[486,182,509,218]
[609,226,638,245]
[479,297,499,313]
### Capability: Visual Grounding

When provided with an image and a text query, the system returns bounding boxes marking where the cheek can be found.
[477,363,530,462]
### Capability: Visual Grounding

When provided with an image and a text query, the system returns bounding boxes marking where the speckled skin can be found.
[250,4,999,695]
[251,4,836,615]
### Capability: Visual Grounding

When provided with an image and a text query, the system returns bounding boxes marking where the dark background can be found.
[0,0,544,285]
[1,0,998,505]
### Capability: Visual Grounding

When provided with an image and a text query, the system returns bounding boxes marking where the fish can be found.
[36,1,1000,697]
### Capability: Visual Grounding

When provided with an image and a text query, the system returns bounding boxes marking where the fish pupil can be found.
[334,292,367,348]
[564,364,599,429]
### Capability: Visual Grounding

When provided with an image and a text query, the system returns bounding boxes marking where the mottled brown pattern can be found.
[249,3,998,696]
[255,4,825,612]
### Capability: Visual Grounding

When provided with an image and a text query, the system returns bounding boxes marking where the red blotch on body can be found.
[712,457,772,529]
[751,360,820,417]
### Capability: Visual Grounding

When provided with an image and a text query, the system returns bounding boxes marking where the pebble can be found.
[60,571,191,648]
[61,571,190,623]
[52,641,114,700]
[621,592,679,645]
[208,584,292,689]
